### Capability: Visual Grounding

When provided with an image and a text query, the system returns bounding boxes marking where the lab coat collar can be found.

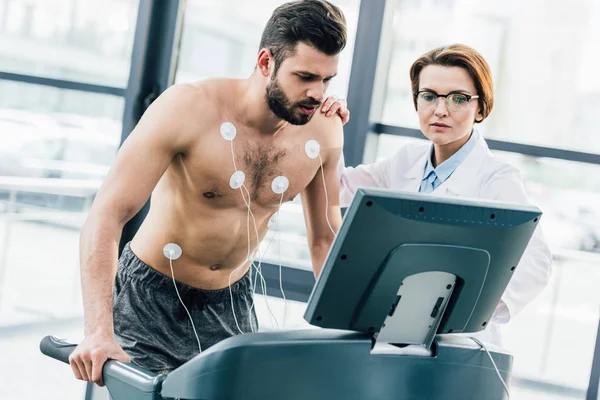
[403,148,430,192]
[403,130,491,196]
[435,130,490,196]
[403,145,430,179]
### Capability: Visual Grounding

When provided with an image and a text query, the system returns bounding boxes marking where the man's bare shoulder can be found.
[307,109,344,149]
[157,79,242,113]
[146,79,243,147]
[178,78,244,107]
[158,81,215,114]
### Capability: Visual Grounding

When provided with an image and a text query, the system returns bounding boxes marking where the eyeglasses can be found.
[414,90,479,112]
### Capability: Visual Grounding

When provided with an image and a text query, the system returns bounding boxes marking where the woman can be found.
[339,44,552,347]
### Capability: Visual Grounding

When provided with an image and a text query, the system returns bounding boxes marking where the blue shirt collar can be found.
[423,130,479,184]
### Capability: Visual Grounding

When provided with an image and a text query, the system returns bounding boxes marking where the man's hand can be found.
[69,334,131,386]
[321,95,350,125]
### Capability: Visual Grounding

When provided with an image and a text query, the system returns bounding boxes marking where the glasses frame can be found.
[414,90,479,112]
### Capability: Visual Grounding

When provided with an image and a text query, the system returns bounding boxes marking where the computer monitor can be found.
[305,188,541,348]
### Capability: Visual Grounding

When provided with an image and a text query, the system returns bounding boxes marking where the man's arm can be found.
[70,84,198,385]
[301,116,344,278]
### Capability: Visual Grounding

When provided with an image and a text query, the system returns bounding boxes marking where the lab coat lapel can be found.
[432,134,490,198]
[403,147,430,193]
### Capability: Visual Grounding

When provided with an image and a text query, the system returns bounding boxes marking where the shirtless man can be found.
[69,0,349,385]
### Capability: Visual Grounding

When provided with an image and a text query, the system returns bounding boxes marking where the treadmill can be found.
[41,188,541,399]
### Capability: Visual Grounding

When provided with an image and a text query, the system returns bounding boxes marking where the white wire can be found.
[470,337,510,399]
[245,192,287,330]
[249,229,277,317]
[227,138,250,334]
[251,230,277,294]
[230,140,238,171]
[249,229,275,297]
[228,137,279,331]
[259,264,278,328]
[247,259,276,329]
[228,186,252,335]
[240,186,263,332]
[250,251,278,329]
[242,207,273,327]
[222,133,333,336]
[169,258,202,353]
[241,184,280,329]
[276,193,287,328]
[318,154,336,237]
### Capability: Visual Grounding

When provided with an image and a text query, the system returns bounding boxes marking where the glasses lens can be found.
[447,94,469,111]
[417,91,437,109]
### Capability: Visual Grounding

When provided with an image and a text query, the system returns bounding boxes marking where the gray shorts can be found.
[113,243,258,372]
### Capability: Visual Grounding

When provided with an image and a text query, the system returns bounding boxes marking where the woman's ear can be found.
[474,106,484,123]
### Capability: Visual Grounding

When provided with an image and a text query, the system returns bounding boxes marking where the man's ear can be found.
[257,48,274,78]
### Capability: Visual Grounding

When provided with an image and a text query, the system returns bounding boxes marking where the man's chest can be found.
[179,135,324,207]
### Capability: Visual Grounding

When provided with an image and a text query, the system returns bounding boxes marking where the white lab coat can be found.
[339,132,552,347]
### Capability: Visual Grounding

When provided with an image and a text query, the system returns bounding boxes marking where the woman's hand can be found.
[321,96,350,125]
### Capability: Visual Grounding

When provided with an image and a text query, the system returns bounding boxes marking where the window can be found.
[0,0,139,87]
[382,0,600,154]
[0,3,137,399]
[495,152,600,395]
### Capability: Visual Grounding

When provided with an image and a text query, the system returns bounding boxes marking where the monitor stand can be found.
[352,243,491,354]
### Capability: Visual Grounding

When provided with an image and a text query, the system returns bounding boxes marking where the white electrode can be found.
[229,170,246,189]
[305,140,320,159]
[271,176,289,194]
[163,243,182,260]
[220,122,237,141]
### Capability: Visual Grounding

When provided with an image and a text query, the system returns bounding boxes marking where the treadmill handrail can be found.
[39,336,164,393]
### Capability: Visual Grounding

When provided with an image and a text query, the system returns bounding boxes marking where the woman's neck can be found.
[431,131,473,168]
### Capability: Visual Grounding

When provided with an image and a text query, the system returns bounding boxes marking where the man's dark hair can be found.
[259,0,347,72]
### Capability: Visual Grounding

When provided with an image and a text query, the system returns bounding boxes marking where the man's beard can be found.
[265,77,320,125]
